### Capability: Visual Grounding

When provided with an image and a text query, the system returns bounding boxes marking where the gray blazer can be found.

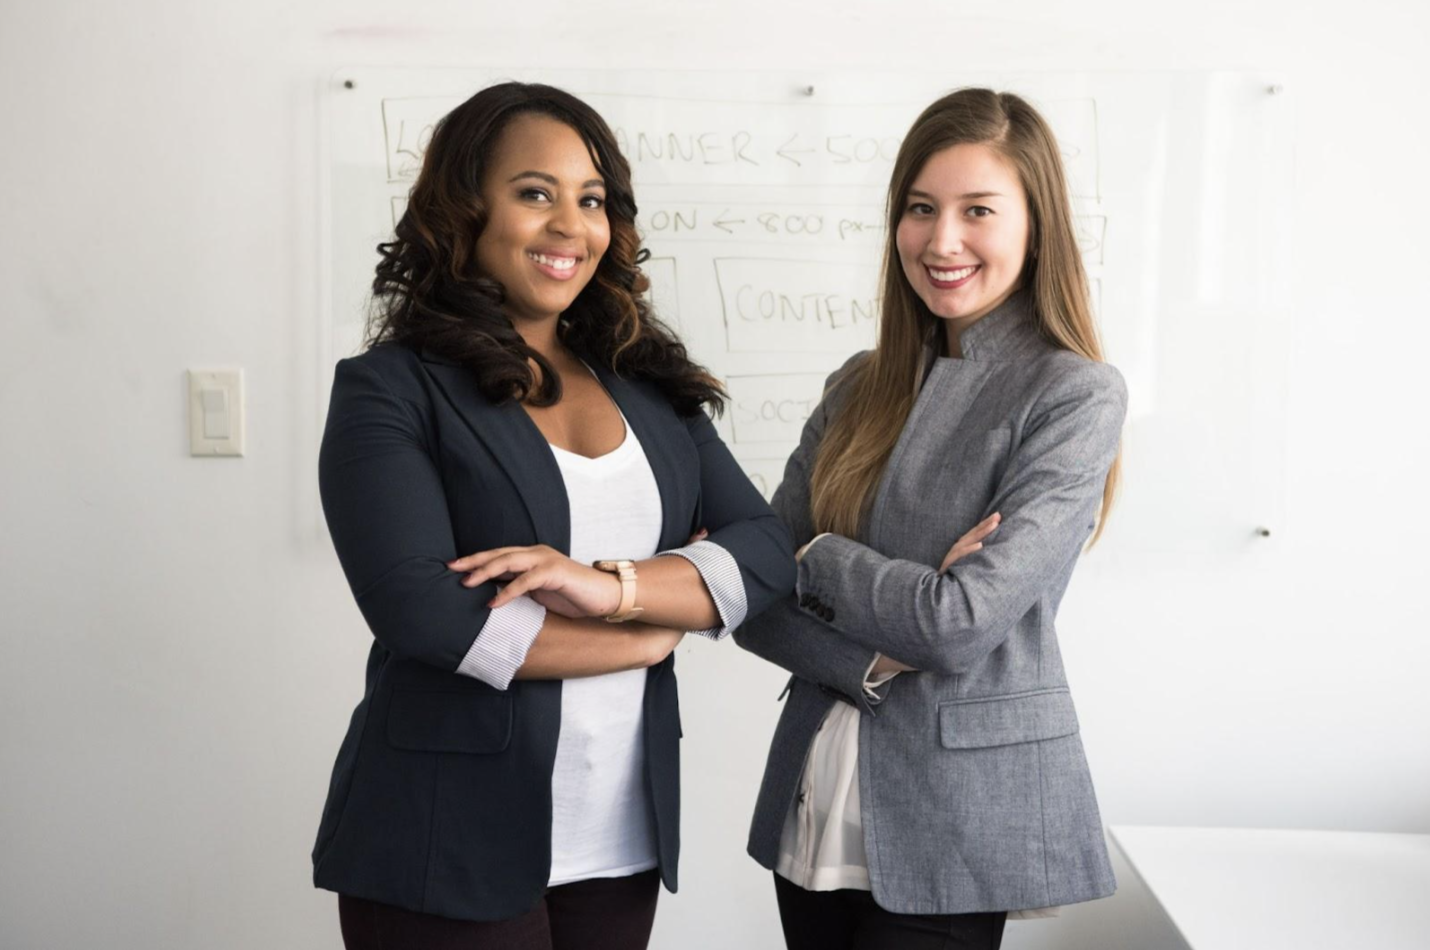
[735,292,1124,915]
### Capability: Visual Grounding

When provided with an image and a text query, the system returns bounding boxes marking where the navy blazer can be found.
[311,343,795,922]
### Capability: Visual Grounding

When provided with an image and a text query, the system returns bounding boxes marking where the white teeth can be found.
[930,265,977,281]
[529,252,577,270]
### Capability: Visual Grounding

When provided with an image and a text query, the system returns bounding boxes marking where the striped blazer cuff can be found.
[657,539,747,640]
[455,594,547,690]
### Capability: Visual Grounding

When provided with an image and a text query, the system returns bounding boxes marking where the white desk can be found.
[1110,825,1430,950]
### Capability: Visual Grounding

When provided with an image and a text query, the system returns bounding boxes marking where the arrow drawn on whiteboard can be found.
[713,210,746,233]
[776,134,816,166]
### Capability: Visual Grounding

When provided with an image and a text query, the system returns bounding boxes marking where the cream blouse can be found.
[774,660,1062,920]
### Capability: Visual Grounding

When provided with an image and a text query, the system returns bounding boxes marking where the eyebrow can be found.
[508,170,606,189]
[908,189,1004,200]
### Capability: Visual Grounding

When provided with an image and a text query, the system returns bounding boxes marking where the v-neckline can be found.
[527,358,628,460]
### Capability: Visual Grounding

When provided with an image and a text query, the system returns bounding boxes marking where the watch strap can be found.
[592,559,643,622]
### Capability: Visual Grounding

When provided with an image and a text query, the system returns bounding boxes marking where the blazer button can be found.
[821,606,834,621]
[799,593,812,608]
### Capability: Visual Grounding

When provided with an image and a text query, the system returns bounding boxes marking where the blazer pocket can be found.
[386,688,513,754]
[937,687,1079,750]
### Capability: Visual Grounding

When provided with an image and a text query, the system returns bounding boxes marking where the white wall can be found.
[2,1,1427,948]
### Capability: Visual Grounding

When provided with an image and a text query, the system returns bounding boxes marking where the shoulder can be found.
[1029,349,1126,407]
[815,350,873,421]
[333,343,431,405]
[338,341,423,378]
[825,349,872,394]
[792,349,872,433]
[1019,351,1128,442]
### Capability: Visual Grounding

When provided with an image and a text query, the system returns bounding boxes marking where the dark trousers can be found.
[773,873,1007,950]
[338,869,661,950]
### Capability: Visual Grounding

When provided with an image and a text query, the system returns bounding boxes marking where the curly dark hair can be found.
[366,82,724,416]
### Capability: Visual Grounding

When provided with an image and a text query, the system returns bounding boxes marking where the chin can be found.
[926,299,976,321]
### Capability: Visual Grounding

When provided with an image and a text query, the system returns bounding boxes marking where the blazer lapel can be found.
[588,362,692,552]
[419,351,571,554]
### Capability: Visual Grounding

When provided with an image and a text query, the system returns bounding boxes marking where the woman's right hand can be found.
[940,512,1000,572]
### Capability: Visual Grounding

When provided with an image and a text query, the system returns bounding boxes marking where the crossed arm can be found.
[734,356,1126,690]
[319,358,700,683]
[445,408,794,687]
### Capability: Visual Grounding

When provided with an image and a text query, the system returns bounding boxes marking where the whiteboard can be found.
[325,68,1291,558]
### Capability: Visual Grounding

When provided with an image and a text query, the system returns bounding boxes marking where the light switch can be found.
[201,389,229,439]
[189,369,244,456]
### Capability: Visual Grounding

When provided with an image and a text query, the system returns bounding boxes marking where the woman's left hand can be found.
[448,545,622,618]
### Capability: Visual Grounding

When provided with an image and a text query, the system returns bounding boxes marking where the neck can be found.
[943,319,967,359]
[511,312,563,363]
[943,310,987,358]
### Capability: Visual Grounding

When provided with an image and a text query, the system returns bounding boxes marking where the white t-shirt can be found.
[545,413,664,886]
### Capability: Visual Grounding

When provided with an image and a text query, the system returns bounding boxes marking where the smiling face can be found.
[474,113,611,326]
[895,142,1031,342]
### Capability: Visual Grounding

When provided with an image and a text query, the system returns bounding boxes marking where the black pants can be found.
[774,873,1007,950]
[338,869,661,950]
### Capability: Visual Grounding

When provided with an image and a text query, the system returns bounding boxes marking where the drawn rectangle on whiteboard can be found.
[716,259,880,353]
[726,373,827,444]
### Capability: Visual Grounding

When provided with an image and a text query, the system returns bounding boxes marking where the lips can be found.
[926,263,979,289]
[527,250,582,281]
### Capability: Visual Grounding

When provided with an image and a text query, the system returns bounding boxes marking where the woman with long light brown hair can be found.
[736,88,1126,949]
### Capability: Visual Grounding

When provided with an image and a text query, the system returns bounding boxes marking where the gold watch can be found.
[592,559,643,623]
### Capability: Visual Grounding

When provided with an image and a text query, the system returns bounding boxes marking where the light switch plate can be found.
[188,369,244,456]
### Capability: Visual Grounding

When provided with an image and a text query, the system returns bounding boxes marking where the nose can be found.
[547,196,584,238]
[929,211,966,258]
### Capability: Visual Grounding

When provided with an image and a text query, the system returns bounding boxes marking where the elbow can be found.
[725,516,798,611]
[903,622,1014,678]
[730,604,779,658]
[758,515,798,594]
[771,551,798,599]
[730,612,762,653]
[898,634,970,677]
[916,651,965,678]
[899,582,1015,677]
[350,558,489,669]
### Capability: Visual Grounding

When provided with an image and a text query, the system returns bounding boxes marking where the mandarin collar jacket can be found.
[737,292,1127,914]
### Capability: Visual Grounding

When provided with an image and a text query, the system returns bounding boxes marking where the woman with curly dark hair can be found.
[311,82,795,950]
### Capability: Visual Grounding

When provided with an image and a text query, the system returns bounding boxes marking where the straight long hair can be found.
[809,88,1121,543]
